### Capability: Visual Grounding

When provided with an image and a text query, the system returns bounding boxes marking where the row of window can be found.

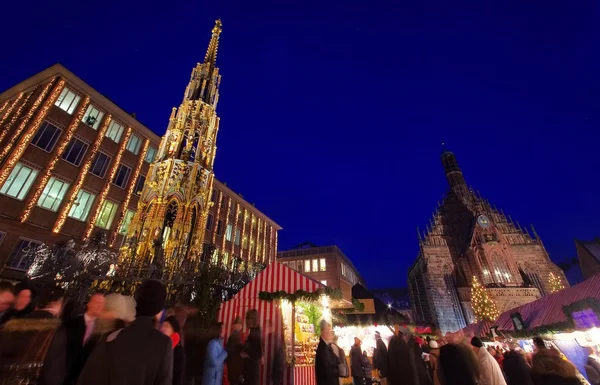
[206,215,266,257]
[341,263,358,285]
[54,88,157,158]
[281,258,327,273]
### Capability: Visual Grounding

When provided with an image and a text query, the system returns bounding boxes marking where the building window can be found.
[6,238,43,270]
[312,259,318,272]
[90,152,111,178]
[289,261,296,270]
[282,262,288,266]
[113,164,131,188]
[320,258,326,271]
[297,261,304,272]
[61,138,88,166]
[341,263,347,277]
[211,190,216,202]
[119,209,135,235]
[82,105,104,129]
[242,237,248,249]
[37,177,69,211]
[249,240,254,254]
[31,121,62,152]
[223,251,229,268]
[234,228,241,245]
[0,163,38,200]
[216,220,223,236]
[257,244,262,259]
[225,224,233,241]
[68,190,95,221]
[206,214,214,231]
[95,200,118,230]
[321,280,327,286]
[126,134,142,155]
[134,175,146,195]
[105,121,124,143]
[55,87,81,114]
[145,146,156,162]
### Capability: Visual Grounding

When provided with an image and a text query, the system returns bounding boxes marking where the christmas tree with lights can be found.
[549,272,565,293]
[471,276,500,322]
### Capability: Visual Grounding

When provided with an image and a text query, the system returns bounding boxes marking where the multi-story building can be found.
[576,238,600,280]
[277,244,362,300]
[408,149,568,333]
[0,21,280,280]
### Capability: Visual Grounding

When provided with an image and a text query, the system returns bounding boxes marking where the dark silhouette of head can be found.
[439,344,479,385]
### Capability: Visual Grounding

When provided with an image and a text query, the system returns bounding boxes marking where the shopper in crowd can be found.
[362,350,373,385]
[408,336,432,385]
[531,336,580,385]
[428,340,441,385]
[351,337,366,385]
[315,320,340,385]
[438,343,479,385]
[503,344,534,385]
[243,309,262,385]
[0,286,67,385]
[387,334,420,385]
[471,337,507,385]
[489,345,504,369]
[266,319,284,385]
[184,307,212,384]
[1,281,36,323]
[202,321,228,385]
[0,281,15,324]
[330,334,349,385]
[161,315,186,385]
[77,279,173,385]
[585,347,600,385]
[373,331,389,385]
[226,317,245,385]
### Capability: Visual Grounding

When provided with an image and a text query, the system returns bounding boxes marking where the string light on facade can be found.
[85,127,132,239]
[0,79,64,187]
[0,92,24,127]
[470,276,500,322]
[53,115,113,233]
[549,272,565,293]
[21,97,90,222]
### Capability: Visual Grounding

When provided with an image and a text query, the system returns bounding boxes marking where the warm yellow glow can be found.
[549,272,565,293]
[84,127,132,239]
[0,92,32,148]
[0,92,24,127]
[21,97,90,222]
[471,276,500,322]
[0,79,63,187]
[53,115,113,233]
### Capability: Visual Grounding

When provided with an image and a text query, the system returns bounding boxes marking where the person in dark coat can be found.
[362,351,373,385]
[387,335,420,385]
[408,336,432,385]
[243,309,262,385]
[226,317,245,385]
[503,347,534,385]
[77,279,173,385]
[0,286,67,385]
[266,319,284,385]
[351,337,365,385]
[531,337,581,385]
[0,281,36,323]
[161,315,186,385]
[183,308,211,384]
[438,343,479,385]
[373,331,389,385]
[315,320,340,385]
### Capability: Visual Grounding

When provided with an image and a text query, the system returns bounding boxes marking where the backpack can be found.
[334,343,350,378]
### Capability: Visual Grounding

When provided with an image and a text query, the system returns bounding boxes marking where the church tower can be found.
[121,20,223,276]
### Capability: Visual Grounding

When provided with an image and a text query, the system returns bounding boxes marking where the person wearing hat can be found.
[226,317,245,385]
[161,315,186,385]
[77,279,173,385]
[373,331,389,385]
[470,337,506,385]
[428,340,441,385]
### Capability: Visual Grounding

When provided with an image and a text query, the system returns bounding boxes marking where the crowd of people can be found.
[315,321,591,385]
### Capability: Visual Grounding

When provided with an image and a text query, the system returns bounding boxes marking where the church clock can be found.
[477,214,490,228]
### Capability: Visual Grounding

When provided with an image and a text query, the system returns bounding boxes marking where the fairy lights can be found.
[0,79,64,188]
[0,92,24,126]
[549,272,565,293]
[109,139,149,247]
[471,276,500,322]
[21,97,90,223]
[53,115,113,233]
[84,127,132,239]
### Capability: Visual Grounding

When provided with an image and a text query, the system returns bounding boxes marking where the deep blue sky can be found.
[2,0,599,288]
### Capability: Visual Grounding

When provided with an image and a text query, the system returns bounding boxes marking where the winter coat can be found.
[0,310,66,385]
[173,340,186,385]
[350,344,365,378]
[77,317,173,385]
[270,332,285,385]
[477,347,507,385]
[243,327,262,385]
[532,349,581,385]
[226,330,244,385]
[202,338,228,385]
[429,348,441,385]
[585,356,600,385]
[316,338,340,385]
[362,354,373,379]
[503,350,533,385]
[374,338,389,377]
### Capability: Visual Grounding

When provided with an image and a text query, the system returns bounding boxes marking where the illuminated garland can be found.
[259,288,343,303]
[0,99,10,120]
[549,272,565,293]
[109,139,149,247]
[21,97,90,222]
[84,127,132,239]
[241,208,247,261]
[471,276,500,322]
[0,92,36,160]
[0,92,24,127]
[0,79,63,187]
[53,115,113,233]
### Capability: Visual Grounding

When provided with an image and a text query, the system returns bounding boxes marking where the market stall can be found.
[217,262,334,385]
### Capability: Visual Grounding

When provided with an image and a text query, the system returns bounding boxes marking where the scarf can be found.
[171,332,181,349]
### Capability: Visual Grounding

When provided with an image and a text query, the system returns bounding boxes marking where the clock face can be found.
[477,215,490,228]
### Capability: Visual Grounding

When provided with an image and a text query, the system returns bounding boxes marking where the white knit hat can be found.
[429,340,439,349]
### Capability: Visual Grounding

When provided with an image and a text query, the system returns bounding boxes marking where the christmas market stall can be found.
[217,262,336,385]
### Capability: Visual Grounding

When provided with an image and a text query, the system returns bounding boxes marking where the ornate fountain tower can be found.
[122,20,223,275]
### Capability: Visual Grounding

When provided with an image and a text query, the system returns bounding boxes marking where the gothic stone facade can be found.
[408,150,567,333]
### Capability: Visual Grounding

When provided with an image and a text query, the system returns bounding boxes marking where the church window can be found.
[95,200,118,230]
[55,87,81,115]
[82,105,104,129]
[68,190,95,221]
[126,134,142,155]
[105,121,124,143]
[0,163,38,200]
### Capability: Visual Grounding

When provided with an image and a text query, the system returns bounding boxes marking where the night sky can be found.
[1,0,598,288]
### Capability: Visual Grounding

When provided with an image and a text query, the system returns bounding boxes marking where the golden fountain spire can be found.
[204,19,222,67]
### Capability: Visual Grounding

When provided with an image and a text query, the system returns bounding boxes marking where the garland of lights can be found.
[109,139,149,247]
[0,99,11,121]
[258,287,343,303]
[0,92,24,127]
[0,79,64,187]
[21,97,90,222]
[53,115,113,233]
[549,272,565,293]
[84,127,132,239]
[0,92,33,148]
[471,276,500,322]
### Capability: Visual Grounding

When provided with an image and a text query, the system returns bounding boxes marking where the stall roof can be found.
[461,320,493,338]
[495,273,600,332]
